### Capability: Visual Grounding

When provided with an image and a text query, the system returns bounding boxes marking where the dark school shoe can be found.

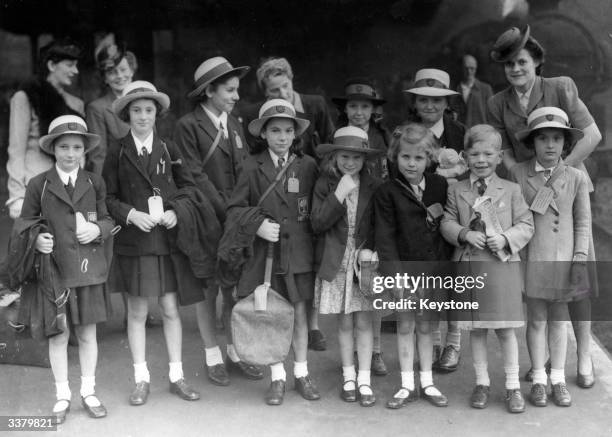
[265,380,286,406]
[470,385,490,409]
[505,389,525,413]
[169,379,200,401]
[129,381,150,406]
[295,375,321,400]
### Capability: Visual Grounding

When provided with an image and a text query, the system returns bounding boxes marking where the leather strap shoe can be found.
[52,400,70,424]
[227,359,264,380]
[551,383,571,407]
[371,353,388,376]
[169,379,200,401]
[358,384,376,407]
[421,385,448,407]
[529,383,547,407]
[340,380,357,402]
[308,330,327,351]
[386,387,418,409]
[505,389,525,413]
[295,375,321,400]
[470,385,490,409]
[436,345,460,373]
[129,381,150,406]
[81,395,107,418]
[265,380,286,405]
[207,363,230,386]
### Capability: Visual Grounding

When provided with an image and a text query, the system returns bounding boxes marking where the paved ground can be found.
[1,301,612,437]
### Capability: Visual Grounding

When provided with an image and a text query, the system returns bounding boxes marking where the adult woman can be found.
[6,39,84,219]
[488,25,600,388]
[85,40,138,175]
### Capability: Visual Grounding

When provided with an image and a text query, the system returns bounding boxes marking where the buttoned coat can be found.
[452,78,494,128]
[20,168,115,288]
[102,133,195,256]
[311,171,382,282]
[174,105,248,212]
[509,159,591,299]
[85,90,130,175]
[226,151,319,297]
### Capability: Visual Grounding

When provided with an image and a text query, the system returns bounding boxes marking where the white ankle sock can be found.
[400,371,415,391]
[169,361,184,383]
[55,381,71,401]
[133,362,150,383]
[357,370,372,394]
[550,368,566,385]
[474,362,490,387]
[80,376,95,398]
[293,361,308,379]
[270,363,286,382]
[226,344,240,363]
[205,346,224,366]
[504,365,520,390]
[532,368,547,385]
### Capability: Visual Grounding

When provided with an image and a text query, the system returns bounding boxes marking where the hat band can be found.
[193,62,234,90]
[414,78,449,89]
[334,136,369,150]
[345,84,376,97]
[49,122,87,136]
[126,87,156,96]
[529,114,570,129]
[261,105,296,118]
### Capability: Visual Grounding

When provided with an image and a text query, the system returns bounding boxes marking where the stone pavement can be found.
[1,298,612,437]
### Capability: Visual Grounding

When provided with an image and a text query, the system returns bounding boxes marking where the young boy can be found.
[440,124,534,413]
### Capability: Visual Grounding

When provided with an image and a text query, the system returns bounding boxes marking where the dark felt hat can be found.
[41,38,81,64]
[332,78,386,106]
[491,25,531,63]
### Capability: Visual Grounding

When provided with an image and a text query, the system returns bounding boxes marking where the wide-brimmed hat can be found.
[404,69,459,97]
[515,106,584,147]
[188,57,250,99]
[112,80,170,115]
[316,126,384,157]
[491,25,531,63]
[248,99,310,137]
[39,115,100,155]
[332,78,386,106]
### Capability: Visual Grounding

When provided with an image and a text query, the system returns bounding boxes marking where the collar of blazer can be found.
[44,167,92,207]
[118,134,164,188]
[194,105,230,155]
[393,174,427,211]
[459,172,506,210]
[256,150,299,205]
[526,157,566,213]
[505,76,544,118]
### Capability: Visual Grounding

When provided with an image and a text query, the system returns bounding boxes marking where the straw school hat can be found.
[316,126,383,157]
[331,78,386,106]
[112,80,170,116]
[404,69,459,97]
[515,106,584,147]
[490,25,531,63]
[39,115,100,155]
[188,57,250,99]
[248,99,310,137]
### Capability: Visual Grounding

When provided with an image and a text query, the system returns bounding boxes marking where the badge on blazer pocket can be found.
[87,212,97,222]
[297,196,310,222]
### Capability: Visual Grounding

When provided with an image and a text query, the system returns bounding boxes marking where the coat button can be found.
[553,220,559,225]
[282,217,287,224]
[553,228,559,233]
[283,233,289,239]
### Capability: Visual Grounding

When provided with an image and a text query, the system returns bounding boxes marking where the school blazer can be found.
[103,133,195,256]
[226,151,319,296]
[20,168,115,287]
[440,173,534,261]
[311,172,382,281]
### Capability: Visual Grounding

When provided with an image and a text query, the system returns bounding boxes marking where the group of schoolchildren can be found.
[11,30,596,425]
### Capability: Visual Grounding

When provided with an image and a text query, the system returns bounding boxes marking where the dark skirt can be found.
[270,272,314,304]
[69,283,111,325]
[112,255,178,297]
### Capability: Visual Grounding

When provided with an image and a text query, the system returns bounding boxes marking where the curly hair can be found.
[387,122,437,164]
[256,57,293,91]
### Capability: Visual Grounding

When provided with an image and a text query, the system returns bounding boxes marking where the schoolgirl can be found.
[20,115,113,423]
[311,126,383,406]
[225,99,320,405]
[374,123,452,409]
[103,81,200,405]
[510,107,592,407]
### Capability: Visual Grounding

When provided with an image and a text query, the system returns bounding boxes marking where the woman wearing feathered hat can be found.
[488,25,600,389]
[19,115,113,424]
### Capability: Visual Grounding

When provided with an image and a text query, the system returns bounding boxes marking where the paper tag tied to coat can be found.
[87,212,97,222]
[529,186,555,215]
[148,195,164,221]
[234,131,243,149]
[297,196,309,221]
[287,174,299,193]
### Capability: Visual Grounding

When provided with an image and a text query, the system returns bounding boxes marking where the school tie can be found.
[277,157,286,186]
[542,168,552,181]
[475,177,487,196]
[219,121,227,139]
[140,146,150,169]
[65,176,75,199]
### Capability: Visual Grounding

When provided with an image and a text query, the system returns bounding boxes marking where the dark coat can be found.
[438,113,466,154]
[226,151,319,297]
[374,172,452,277]
[103,133,196,256]
[174,105,248,216]
[20,168,115,288]
[452,78,494,128]
[311,171,382,282]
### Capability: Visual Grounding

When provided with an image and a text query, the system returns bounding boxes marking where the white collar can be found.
[535,160,558,173]
[514,78,536,102]
[409,176,426,193]
[55,164,79,186]
[202,104,229,137]
[131,131,154,155]
[469,172,494,189]
[268,149,289,167]
[429,118,445,139]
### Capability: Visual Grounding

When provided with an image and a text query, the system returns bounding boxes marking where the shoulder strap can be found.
[257,154,297,206]
[160,140,182,165]
[545,164,566,188]
[201,128,223,168]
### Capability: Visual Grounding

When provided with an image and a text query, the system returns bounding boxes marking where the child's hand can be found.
[159,210,178,229]
[334,174,358,202]
[486,234,507,252]
[130,211,157,232]
[465,231,486,250]
[256,218,280,242]
[77,222,101,244]
[570,262,587,287]
[35,233,54,254]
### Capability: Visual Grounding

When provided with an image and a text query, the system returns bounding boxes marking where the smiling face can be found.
[53,134,85,173]
[414,95,448,126]
[261,118,296,157]
[532,128,565,168]
[206,76,240,115]
[47,59,79,87]
[336,150,365,177]
[104,57,134,95]
[263,74,294,102]
[128,98,157,138]
[397,141,428,185]
[504,48,538,93]
[345,99,374,130]
[465,141,502,179]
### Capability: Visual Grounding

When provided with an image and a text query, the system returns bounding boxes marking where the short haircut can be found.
[256,57,293,91]
[464,124,502,151]
[387,122,437,164]
[118,98,164,123]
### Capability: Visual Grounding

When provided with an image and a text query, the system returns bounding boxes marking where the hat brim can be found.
[404,87,459,97]
[331,94,386,106]
[112,91,170,116]
[187,66,250,99]
[515,124,584,146]
[491,27,531,63]
[248,114,310,137]
[39,131,100,155]
[316,143,385,158]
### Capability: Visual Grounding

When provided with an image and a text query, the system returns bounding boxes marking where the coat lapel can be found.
[71,169,93,205]
[195,105,230,155]
[120,135,153,186]
[45,168,74,207]
[258,152,289,205]
[505,86,526,119]
[147,136,165,176]
[486,174,506,206]
[526,76,544,114]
